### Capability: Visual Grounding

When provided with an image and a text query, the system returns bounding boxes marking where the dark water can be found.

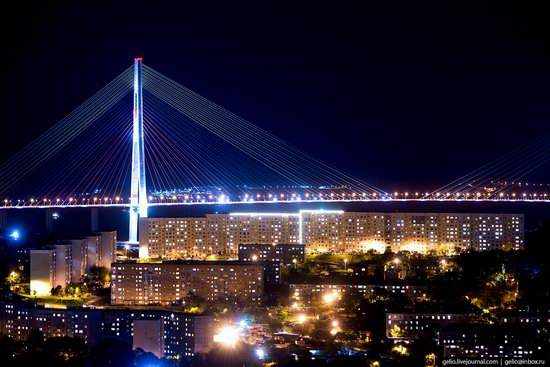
[3,201,550,241]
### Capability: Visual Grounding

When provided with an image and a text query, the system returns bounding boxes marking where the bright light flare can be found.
[10,231,20,240]
[323,293,335,304]
[213,326,239,348]
[255,348,266,360]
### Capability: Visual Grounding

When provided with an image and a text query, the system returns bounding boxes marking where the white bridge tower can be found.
[129,57,147,243]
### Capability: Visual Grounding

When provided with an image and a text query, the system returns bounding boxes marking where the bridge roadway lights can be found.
[2,196,550,210]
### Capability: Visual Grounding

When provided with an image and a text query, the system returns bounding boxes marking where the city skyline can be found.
[1,2,549,366]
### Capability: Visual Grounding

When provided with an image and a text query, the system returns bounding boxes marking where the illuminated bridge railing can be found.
[3,190,550,208]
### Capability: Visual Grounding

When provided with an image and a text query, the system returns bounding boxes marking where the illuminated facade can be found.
[0,302,103,344]
[30,249,58,295]
[439,324,543,358]
[139,211,524,257]
[30,231,118,295]
[132,318,164,357]
[0,302,213,357]
[111,260,263,306]
[238,243,305,285]
[139,213,301,258]
[290,283,428,304]
[102,309,213,357]
[238,243,305,266]
[386,313,470,339]
[97,231,117,268]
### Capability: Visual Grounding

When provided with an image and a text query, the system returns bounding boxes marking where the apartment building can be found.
[139,211,524,258]
[111,260,263,306]
[30,231,118,295]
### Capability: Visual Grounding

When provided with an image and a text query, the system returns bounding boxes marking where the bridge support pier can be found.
[46,209,54,234]
[0,210,6,233]
[91,207,98,233]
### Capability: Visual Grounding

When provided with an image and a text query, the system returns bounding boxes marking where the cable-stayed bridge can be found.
[1,59,550,241]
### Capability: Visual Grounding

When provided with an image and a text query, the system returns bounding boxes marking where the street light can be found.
[330,320,340,336]
[440,259,448,271]
[323,293,335,304]
[9,230,20,240]
[343,258,348,270]
[213,325,239,348]
[124,244,130,257]
[292,258,297,269]
[255,348,266,360]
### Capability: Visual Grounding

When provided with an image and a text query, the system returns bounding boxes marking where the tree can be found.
[183,292,206,310]
[83,266,110,292]
[5,271,22,290]
[0,335,20,365]
[51,285,64,296]
[135,348,171,367]
[389,325,404,338]
[44,336,87,363]
[90,338,134,367]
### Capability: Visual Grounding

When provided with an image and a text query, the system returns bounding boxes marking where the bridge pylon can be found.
[129,57,147,243]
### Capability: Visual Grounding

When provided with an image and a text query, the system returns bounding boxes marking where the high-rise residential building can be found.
[139,213,301,258]
[30,231,118,295]
[97,231,117,268]
[238,243,305,285]
[0,302,213,357]
[30,245,75,295]
[53,244,72,289]
[139,211,524,258]
[238,243,305,265]
[30,249,57,295]
[290,283,428,304]
[111,260,263,306]
[0,301,104,344]
[439,324,542,358]
[133,318,164,357]
[84,235,100,268]
[386,313,470,339]
[70,239,88,282]
[102,309,213,357]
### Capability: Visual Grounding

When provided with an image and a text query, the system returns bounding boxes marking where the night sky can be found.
[2,1,550,191]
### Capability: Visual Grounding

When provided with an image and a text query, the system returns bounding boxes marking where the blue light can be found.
[255,348,266,360]
[10,231,20,240]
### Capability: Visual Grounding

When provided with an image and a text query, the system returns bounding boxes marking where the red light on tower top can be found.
[134,57,143,61]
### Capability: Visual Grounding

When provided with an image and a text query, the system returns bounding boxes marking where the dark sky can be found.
[1,1,550,191]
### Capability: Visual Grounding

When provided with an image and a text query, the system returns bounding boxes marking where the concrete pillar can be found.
[91,207,98,233]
